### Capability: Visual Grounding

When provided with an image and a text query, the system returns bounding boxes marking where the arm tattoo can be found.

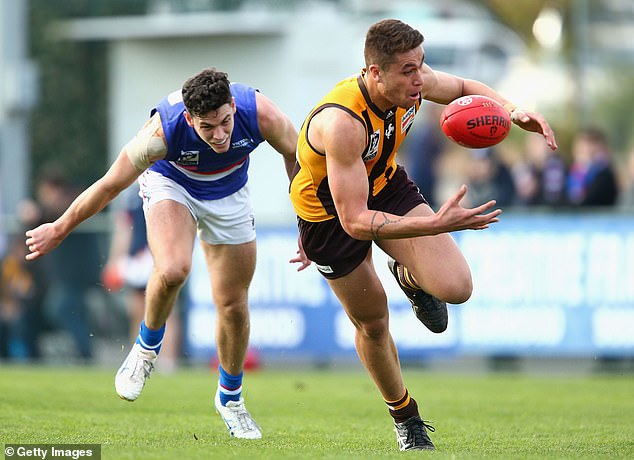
[370,211,404,239]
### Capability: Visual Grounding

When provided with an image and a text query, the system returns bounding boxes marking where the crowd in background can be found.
[0,169,182,365]
[1,107,633,363]
[0,169,103,362]
[404,102,629,212]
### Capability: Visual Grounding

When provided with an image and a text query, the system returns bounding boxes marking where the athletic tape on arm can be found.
[124,115,167,170]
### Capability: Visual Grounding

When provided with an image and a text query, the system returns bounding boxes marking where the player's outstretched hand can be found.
[510,108,558,151]
[289,236,312,271]
[434,184,502,233]
[25,223,62,261]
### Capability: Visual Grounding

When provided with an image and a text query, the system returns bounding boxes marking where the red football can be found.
[440,95,511,148]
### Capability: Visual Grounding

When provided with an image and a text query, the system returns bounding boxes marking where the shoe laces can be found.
[225,400,259,432]
[419,419,435,433]
[129,350,154,383]
[402,418,435,446]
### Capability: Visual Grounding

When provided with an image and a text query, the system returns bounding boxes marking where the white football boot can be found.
[115,343,157,401]
[214,388,262,439]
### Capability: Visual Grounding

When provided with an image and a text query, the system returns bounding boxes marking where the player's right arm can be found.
[421,64,557,151]
[316,109,501,241]
[25,115,167,261]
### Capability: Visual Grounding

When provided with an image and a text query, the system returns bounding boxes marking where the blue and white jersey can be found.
[149,82,264,200]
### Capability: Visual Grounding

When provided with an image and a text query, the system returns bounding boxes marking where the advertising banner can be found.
[184,213,634,362]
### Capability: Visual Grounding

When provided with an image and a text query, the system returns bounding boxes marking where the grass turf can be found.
[0,365,633,459]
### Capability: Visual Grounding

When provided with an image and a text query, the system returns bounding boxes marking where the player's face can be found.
[186,99,236,153]
[377,47,424,109]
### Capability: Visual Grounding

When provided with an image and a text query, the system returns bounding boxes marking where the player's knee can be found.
[156,263,191,289]
[216,299,249,325]
[441,275,473,305]
[357,316,389,341]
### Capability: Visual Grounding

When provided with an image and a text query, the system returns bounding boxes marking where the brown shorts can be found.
[297,166,428,279]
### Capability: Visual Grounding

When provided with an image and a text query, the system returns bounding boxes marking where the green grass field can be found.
[1,365,633,459]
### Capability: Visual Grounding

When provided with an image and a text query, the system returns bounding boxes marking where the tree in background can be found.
[28,0,148,191]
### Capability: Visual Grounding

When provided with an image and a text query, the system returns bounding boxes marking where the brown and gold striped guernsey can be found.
[290,72,421,222]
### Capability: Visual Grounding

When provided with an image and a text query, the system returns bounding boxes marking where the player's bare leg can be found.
[378,202,472,334]
[143,200,196,325]
[116,200,196,401]
[202,239,262,439]
[379,202,473,304]
[202,240,255,374]
[327,249,434,450]
[327,250,404,399]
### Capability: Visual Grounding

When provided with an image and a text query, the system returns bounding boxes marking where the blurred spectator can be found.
[402,103,446,208]
[566,127,619,207]
[0,235,47,361]
[466,147,516,207]
[513,134,567,207]
[102,184,181,371]
[20,169,101,361]
[0,190,6,259]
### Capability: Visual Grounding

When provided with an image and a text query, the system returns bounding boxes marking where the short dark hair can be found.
[364,19,424,70]
[181,68,232,117]
[577,126,608,147]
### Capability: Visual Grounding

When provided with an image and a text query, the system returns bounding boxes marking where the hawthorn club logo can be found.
[385,123,394,139]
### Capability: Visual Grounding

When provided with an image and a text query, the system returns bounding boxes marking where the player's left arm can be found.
[255,91,298,181]
[421,65,557,150]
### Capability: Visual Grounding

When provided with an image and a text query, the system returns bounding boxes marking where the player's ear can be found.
[184,110,194,127]
[368,64,381,82]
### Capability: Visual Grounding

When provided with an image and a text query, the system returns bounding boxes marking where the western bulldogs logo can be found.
[176,150,199,166]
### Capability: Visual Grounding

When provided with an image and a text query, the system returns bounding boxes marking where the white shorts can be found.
[139,170,256,245]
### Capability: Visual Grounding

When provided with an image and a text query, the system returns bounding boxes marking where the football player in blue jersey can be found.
[25,68,309,439]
